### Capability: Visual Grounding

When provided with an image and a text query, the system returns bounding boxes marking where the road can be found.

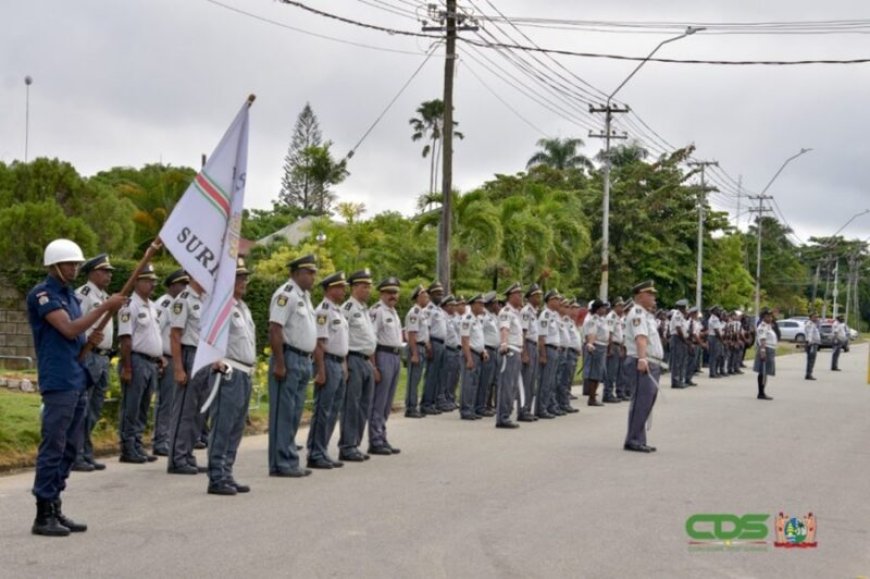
[1,344,868,578]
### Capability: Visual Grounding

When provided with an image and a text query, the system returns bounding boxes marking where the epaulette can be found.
[79,285,91,296]
[160,297,172,308]
[343,301,353,311]
[322,302,330,310]
[283,284,293,293]
[179,290,190,299]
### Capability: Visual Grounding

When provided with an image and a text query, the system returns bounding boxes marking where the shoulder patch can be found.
[138,312,147,319]
[192,304,200,311]
[80,286,91,296]
[322,302,330,310]
[160,297,171,308]
[633,318,641,327]
[180,290,189,299]
[277,294,288,307]
[283,284,293,293]
[38,295,50,306]
[317,314,327,326]
[121,311,130,323]
[409,315,418,324]
[173,301,183,315]
[343,302,353,311]
[331,318,341,326]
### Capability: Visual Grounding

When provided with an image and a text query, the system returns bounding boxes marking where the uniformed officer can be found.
[707,307,724,378]
[459,294,489,419]
[684,307,701,386]
[166,277,209,474]
[495,283,524,429]
[476,292,500,418]
[623,281,664,453]
[27,239,125,536]
[268,254,318,478]
[582,300,609,406]
[603,297,626,402]
[440,295,461,412]
[404,285,430,418]
[421,281,447,415]
[519,284,541,421]
[72,253,115,472]
[536,290,562,419]
[669,299,689,389]
[206,257,256,495]
[556,299,581,414]
[306,271,350,470]
[369,277,404,455]
[755,308,777,400]
[118,263,162,464]
[831,315,847,371]
[805,312,821,380]
[153,269,189,457]
[339,269,377,462]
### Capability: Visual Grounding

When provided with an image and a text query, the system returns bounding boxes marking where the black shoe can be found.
[89,460,106,471]
[620,395,632,401]
[569,394,578,400]
[270,467,312,478]
[624,443,652,453]
[152,448,169,457]
[536,412,556,419]
[207,483,238,496]
[71,461,95,472]
[143,454,158,463]
[307,458,334,469]
[32,500,70,537]
[757,395,773,400]
[561,406,580,413]
[329,458,344,468]
[119,454,147,464]
[194,441,207,450]
[195,465,208,473]
[230,480,251,493]
[421,407,441,415]
[805,376,816,381]
[495,422,519,429]
[367,446,392,456]
[588,400,604,407]
[551,408,567,416]
[338,451,366,462]
[832,368,841,372]
[405,409,424,418]
[384,443,401,455]
[644,445,657,452]
[671,384,686,389]
[685,381,697,387]
[517,414,536,422]
[167,465,198,475]
[602,397,620,403]
[482,409,496,417]
[53,499,87,533]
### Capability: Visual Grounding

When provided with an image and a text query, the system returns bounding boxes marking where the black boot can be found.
[53,499,87,533]
[32,499,70,537]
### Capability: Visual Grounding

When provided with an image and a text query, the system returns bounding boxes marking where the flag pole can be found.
[247,94,256,107]
[78,238,164,361]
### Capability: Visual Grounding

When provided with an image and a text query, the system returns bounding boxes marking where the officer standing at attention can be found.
[72,253,116,472]
[117,264,162,464]
[582,300,609,407]
[369,277,404,455]
[496,283,524,429]
[167,277,209,474]
[555,299,581,414]
[459,294,488,420]
[669,299,689,389]
[707,307,723,378]
[307,271,350,470]
[754,308,777,400]
[27,239,125,536]
[268,254,318,478]
[831,315,847,371]
[684,307,701,386]
[476,292,500,418]
[536,290,562,419]
[623,281,663,453]
[440,295,461,412]
[153,269,189,457]
[206,257,256,496]
[603,298,625,403]
[519,284,541,422]
[805,312,821,380]
[339,269,377,462]
[421,281,447,415]
[404,285,430,418]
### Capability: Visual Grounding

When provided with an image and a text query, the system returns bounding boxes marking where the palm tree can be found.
[596,140,650,168]
[527,137,593,172]
[409,99,464,194]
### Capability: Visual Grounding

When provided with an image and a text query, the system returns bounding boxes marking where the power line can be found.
[461,59,550,137]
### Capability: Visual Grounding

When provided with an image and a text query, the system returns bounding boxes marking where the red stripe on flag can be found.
[206,298,235,345]
[196,173,230,215]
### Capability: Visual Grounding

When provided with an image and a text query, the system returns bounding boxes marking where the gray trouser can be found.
[79,351,109,463]
[604,344,622,399]
[806,344,818,377]
[369,350,400,448]
[557,349,578,409]
[536,346,560,416]
[421,339,444,411]
[669,336,686,386]
[624,357,660,447]
[477,347,498,414]
[168,347,210,469]
[520,341,538,416]
[496,351,520,425]
[339,353,374,453]
[268,348,312,473]
[153,353,176,453]
[831,341,842,370]
[441,348,461,407]
[685,345,697,379]
[307,357,346,461]
[405,345,426,411]
[459,352,482,418]
[708,336,720,376]
[207,368,251,485]
[120,353,157,456]
[615,351,629,397]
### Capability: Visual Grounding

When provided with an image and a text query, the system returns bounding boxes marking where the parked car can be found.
[777,319,807,343]
[818,323,835,348]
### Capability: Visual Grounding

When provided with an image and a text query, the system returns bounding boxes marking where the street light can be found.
[597,26,704,300]
[24,75,33,162]
[813,208,870,318]
[753,148,812,316]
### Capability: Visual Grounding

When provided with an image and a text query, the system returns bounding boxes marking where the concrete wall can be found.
[0,277,35,369]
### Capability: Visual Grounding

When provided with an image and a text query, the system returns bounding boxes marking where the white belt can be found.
[224,358,254,376]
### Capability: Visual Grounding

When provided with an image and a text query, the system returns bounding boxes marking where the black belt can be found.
[283,344,312,358]
[430,336,444,344]
[376,344,401,356]
[525,339,537,346]
[472,349,485,358]
[325,353,346,363]
[446,345,459,352]
[94,348,112,357]
[485,345,497,352]
[133,352,161,364]
[546,344,560,351]
[348,351,370,360]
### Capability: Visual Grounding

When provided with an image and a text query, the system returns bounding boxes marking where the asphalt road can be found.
[1,344,868,578]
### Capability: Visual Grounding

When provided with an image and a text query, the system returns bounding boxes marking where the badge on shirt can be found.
[633,318,641,327]
[353,312,362,318]
[331,319,341,326]
[297,301,304,308]
[173,302,183,315]
[38,295,49,306]
[121,312,131,323]
[277,294,288,307]
[233,312,241,318]
[317,314,327,326]
[461,322,470,330]
[540,320,548,328]
[409,316,417,324]
[192,304,200,311]
[386,318,394,323]
[80,286,91,296]
[138,312,147,319]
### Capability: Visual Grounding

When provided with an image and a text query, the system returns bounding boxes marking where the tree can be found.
[292,143,349,215]
[0,201,98,270]
[409,99,464,195]
[527,137,593,172]
[279,103,323,211]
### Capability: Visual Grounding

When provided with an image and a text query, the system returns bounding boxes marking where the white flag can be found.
[159,97,252,376]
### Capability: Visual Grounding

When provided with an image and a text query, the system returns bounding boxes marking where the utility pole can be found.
[688,160,718,310]
[845,253,855,325]
[832,259,840,319]
[589,104,628,300]
[24,75,33,162]
[423,1,477,292]
[736,175,743,230]
[748,194,773,316]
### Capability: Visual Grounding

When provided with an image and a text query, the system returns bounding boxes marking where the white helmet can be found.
[44,239,85,267]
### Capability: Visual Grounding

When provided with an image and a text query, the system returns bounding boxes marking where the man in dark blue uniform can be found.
[26,239,125,536]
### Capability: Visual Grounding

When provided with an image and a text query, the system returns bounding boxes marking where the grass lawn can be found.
[0,389,42,470]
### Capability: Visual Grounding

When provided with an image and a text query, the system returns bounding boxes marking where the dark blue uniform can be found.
[27,276,89,502]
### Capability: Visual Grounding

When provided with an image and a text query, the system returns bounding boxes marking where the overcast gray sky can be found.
[2,0,869,244]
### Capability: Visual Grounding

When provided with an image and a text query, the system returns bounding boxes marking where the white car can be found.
[777,319,807,343]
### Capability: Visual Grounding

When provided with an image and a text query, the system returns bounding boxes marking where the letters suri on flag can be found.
[159,95,254,376]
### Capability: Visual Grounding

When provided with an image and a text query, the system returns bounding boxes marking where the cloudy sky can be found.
[2,0,870,244]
